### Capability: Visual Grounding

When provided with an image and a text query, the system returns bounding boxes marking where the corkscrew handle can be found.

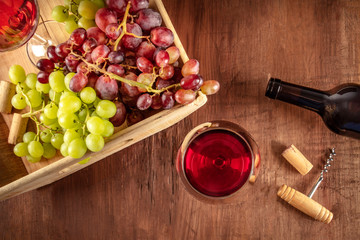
[277,184,333,224]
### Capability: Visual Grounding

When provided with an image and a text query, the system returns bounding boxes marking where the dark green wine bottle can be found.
[265,78,360,140]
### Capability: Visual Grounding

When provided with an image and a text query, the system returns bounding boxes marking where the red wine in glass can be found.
[0,0,39,51]
[177,121,260,202]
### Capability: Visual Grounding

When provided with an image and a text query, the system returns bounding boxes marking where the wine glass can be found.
[0,0,68,66]
[0,0,39,52]
[176,120,261,203]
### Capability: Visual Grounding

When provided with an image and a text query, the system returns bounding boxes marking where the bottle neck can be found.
[265,78,328,113]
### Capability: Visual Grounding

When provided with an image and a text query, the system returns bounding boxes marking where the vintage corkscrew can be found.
[278,148,336,224]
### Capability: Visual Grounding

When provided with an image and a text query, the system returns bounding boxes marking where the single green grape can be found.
[26,89,43,108]
[64,128,82,144]
[86,116,105,135]
[26,155,41,163]
[11,93,27,110]
[102,120,114,138]
[51,5,69,22]
[93,97,101,107]
[42,143,57,159]
[60,90,76,101]
[25,73,37,89]
[51,133,64,149]
[78,17,96,29]
[28,140,44,158]
[60,142,69,157]
[78,1,99,19]
[68,138,87,158]
[64,72,76,91]
[9,64,26,84]
[96,100,117,119]
[49,89,61,104]
[23,131,36,143]
[44,103,59,119]
[86,134,104,152]
[36,81,51,94]
[13,142,29,157]
[80,87,96,104]
[65,15,79,34]
[58,112,79,129]
[39,113,56,126]
[40,129,52,143]
[49,71,66,92]
[16,82,30,94]
[78,108,87,122]
[59,95,82,113]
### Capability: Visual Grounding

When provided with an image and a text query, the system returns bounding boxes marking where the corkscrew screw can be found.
[277,148,336,224]
[307,148,336,198]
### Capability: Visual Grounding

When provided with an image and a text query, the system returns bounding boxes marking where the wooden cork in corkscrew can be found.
[282,144,313,175]
[0,81,16,113]
[277,184,333,224]
[8,113,28,145]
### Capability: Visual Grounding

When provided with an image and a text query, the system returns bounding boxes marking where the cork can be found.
[8,113,28,145]
[281,144,313,175]
[0,81,15,113]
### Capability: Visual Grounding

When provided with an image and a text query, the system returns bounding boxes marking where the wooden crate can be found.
[0,0,207,201]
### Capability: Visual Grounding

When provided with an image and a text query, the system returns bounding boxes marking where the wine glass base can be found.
[26,20,69,66]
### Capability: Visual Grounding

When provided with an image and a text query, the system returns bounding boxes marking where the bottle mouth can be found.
[265,77,282,99]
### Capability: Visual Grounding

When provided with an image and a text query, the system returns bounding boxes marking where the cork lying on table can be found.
[281,144,313,175]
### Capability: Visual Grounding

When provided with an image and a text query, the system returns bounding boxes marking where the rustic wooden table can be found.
[0,0,359,239]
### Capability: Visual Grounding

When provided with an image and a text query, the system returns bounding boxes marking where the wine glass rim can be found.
[178,121,256,202]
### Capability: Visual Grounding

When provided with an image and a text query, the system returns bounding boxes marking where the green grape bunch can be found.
[52,0,105,33]
[10,63,115,163]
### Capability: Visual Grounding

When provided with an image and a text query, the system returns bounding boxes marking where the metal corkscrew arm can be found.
[307,148,336,198]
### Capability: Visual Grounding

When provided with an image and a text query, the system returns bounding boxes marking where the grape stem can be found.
[113,1,150,51]
[22,108,44,118]
[82,104,90,134]
[69,0,81,20]
[72,52,180,94]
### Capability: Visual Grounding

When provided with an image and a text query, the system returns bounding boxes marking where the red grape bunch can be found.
[10,0,220,163]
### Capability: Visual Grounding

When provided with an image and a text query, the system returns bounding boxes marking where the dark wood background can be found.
[1,0,360,239]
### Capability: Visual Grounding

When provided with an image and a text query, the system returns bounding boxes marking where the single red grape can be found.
[95,75,119,100]
[136,8,162,31]
[154,50,169,67]
[150,27,174,48]
[36,59,55,73]
[70,72,88,92]
[180,74,204,91]
[109,101,127,127]
[137,93,152,110]
[108,51,125,64]
[161,91,175,109]
[174,89,196,104]
[136,57,153,73]
[107,64,125,77]
[37,71,50,84]
[136,41,156,60]
[159,65,174,80]
[55,42,71,58]
[95,8,118,32]
[69,28,87,47]
[87,27,107,45]
[91,45,110,64]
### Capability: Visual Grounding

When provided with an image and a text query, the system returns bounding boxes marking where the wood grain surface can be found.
[0,0,360,239]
